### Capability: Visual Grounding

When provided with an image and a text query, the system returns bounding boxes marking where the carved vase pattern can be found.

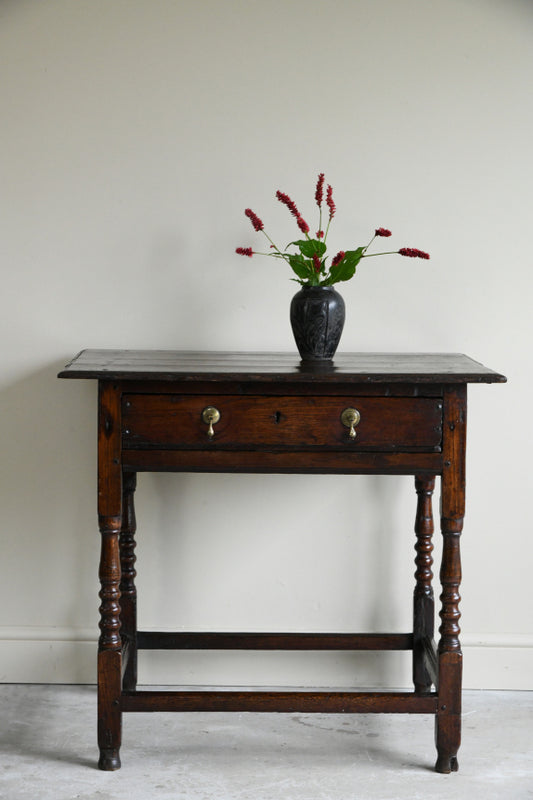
[290,285,345,361]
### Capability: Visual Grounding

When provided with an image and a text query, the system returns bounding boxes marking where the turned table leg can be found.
[120,472,138,692]
[435,516,463,774]
[97,381,123,770]
[435,386,466,774]
[413,475,435,695]
[97,515,123,771]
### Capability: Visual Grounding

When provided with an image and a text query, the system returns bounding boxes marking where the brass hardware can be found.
[201,406,221,438]
[341,407,361,439]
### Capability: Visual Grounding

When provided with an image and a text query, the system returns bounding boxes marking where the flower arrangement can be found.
[236,173,429,287]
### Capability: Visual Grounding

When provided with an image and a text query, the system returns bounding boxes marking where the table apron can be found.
[121,449,443,475]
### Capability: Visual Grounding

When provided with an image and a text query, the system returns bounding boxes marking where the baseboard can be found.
[0,627,96,684]
[1,628,531,690]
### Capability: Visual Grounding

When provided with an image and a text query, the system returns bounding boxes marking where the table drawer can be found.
[122,394,442,451]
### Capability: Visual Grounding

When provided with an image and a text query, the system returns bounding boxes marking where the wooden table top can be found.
[58,350,506,385]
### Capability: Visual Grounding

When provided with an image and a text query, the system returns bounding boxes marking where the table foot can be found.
[98,748,121,771]
[435,753,459,774]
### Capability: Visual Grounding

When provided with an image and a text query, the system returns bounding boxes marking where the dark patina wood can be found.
[413,475,435,695]
[120,690,438,714]
[136,631,414,650]
[121,394,443,451]
[119,472,138,693]
[59,350,506,384]
[59,351,505,773]
[96,381,123,771]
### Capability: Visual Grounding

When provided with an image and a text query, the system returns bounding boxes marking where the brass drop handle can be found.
[341,407,361,439]
[201,406,221,438]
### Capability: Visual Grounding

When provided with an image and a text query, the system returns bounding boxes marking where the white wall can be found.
[1,0,531,689]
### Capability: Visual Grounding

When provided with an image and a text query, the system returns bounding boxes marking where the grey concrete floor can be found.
[0,685,531,800]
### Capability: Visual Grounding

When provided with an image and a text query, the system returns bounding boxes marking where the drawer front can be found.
[122,394,442,451]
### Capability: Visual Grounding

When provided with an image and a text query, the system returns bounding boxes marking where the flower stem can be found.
[361,251,397,257]
[261,230,290,262]
[323,217,332,245]
[363,234,376,253]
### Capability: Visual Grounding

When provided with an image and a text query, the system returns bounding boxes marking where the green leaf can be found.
[288,254,313,281]
[324,247,365,285]
[288,239,327,259]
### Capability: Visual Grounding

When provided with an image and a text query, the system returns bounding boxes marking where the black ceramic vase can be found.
[290,285,345,361]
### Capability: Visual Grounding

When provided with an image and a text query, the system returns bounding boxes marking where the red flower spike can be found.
[238,175,430,288]
[315,173,325,207]
[276,190,300,218]
[297,216,309,234]
[244,208,264,232]
[326,184,336,219]
[398,247,430,259]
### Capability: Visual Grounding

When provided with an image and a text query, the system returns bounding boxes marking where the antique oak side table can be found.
[58,350,505,773]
